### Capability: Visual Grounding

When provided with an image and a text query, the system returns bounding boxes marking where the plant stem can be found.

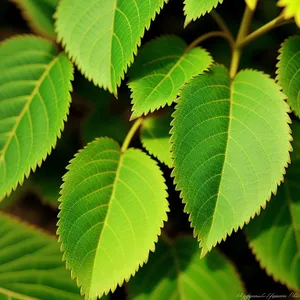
[238,14,291,48]
[187,31,234,50]
[229,5,255,78]
[121,118,144,153]
[211,10,235,47]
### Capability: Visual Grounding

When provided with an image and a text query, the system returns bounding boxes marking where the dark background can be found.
[1,0,298,298]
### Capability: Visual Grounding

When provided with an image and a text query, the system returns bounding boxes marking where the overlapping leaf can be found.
[183,0,224,25]
[0,36,73,200]
[11,0,58,39]
[140,112,172,168]
[277,36,300,118]
[0,212,82,299]
[58,138,169,299]
[128,236,244,299]
[246,122,300,291]
[55,0,166,94]
[278,0,300,27]
[128,36,213,119]
[171,65,292,257]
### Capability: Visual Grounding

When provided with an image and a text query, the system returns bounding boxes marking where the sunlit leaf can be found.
[128,36,213,119]
[278,0,300,27]
[0,36,73,200]
[55,0,166,94]
[171,65,292,257]
[58,138,169,299]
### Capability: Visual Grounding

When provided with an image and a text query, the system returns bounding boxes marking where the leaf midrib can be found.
[90,150,124,294]
[203,84,231,252]
[0,54,61,165]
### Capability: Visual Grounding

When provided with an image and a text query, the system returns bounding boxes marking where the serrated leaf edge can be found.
[128,35,214,119]
[0,34,74,201]
[54,0,168,95]
[169,67,293,258]
[57,137,169,299]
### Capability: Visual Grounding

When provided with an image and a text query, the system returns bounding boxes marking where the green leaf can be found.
[55,0,166,95]
[246,121,300,291]
[183,0,223,25]
[170,65,292,257]
[277,36,300,118]
[11,0,58,39]
[140,112,172,168]
[128,236,244,299]
[58,138,169,299]
[277,0,300,27]
[0,211,82,299]
[128,36,213,119]
[0,36,73,200]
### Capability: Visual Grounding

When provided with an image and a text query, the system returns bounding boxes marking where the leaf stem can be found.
[210,10,235,47]
[187,31,234,50]
[121,118,144,153]
[229,5,255,78]
[238,14,291,48]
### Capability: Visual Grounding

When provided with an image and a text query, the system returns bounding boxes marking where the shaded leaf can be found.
[0,211,82,299]
[246,121,300,291]
[11,0,58,39]
[0,36,73,200]
[170,65,292,257]
[140,112,172,168]
[278,0,300,27]
[183,0,223,25]
[55,0,166,94]
[128,236,244,299]
[128,36,213,119]
[277,36,300,118]
[58,138,169,299]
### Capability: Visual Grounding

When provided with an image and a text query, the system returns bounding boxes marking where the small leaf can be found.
[0,212,82,299]
[277,36,300,118]
[10,0,59,39]
[0,36,73,200]
[140,112,172,168]
[128,36,213,119]
[128,236,244,299]
[171,65,292,257]
[58,138,169,299]
[277,0,300,27]
[245,0,258,10]
[183,0,224,25]
[55,0,166,94]
[246,121,300,291]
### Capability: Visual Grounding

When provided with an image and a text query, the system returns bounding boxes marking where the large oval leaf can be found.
[277,36,300,118]
[0,36,73,200]
[128,36,213,119]
[58,138,169,299]
[0,212,82,299]
[55,0,166,94]
[246,121,300,291]
[171,66,291,257]
[11,0,59,39]
[183,0,224,25]
[128,236,244,299]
